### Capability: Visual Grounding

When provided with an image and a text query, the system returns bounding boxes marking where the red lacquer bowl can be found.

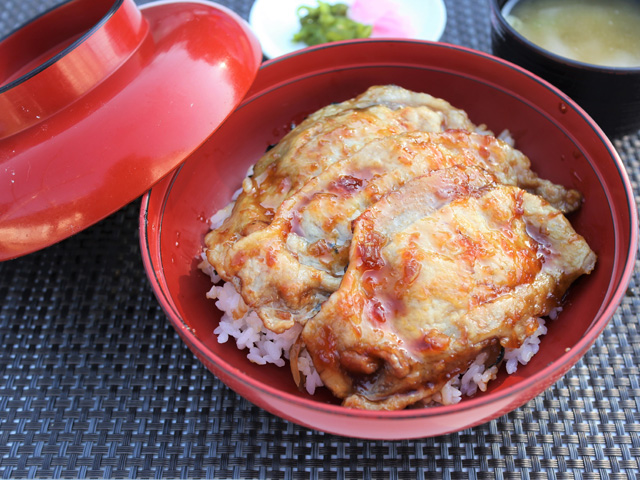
[140,40,637,439]
[0,0,261,261]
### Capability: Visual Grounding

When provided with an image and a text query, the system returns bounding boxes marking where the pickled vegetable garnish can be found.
[293,1,372,46]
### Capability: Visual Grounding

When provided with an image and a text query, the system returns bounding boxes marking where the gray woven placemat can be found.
[0,0,639,478]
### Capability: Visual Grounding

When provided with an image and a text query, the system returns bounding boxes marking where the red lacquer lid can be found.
[0,0,262,260]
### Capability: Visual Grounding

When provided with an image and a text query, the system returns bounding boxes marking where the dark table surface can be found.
[1,0,639,478]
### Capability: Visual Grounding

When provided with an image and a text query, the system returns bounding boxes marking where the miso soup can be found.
[503,0,640,67]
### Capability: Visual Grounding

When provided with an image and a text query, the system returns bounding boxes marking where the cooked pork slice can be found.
[298,85,477,131]
[301,167,596,410]
[205,89,480,288]
[208,131,583,333]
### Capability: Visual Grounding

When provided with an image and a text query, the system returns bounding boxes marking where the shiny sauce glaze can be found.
[344,182,552,376]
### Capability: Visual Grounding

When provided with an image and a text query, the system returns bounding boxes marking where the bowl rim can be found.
[140,39,639,421]
[489,0,640,73]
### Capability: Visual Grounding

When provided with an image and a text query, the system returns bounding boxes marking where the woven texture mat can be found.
[1,0,639,478]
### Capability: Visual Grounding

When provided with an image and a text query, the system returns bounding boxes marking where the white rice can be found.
[424,319,548,406]
[498,128,516,146]
[504,318,548,374]
[199,254,323,394]
[200,249,549,404]
[474,126,515,148]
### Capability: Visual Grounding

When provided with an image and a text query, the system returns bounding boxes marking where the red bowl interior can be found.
[140,40,637,439]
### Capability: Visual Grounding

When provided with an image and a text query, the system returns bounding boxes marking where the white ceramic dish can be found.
[249,0,447,58]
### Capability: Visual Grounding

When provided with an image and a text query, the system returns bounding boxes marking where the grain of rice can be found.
[504,319,547,374]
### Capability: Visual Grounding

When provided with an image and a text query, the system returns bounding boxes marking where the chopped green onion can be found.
[293,1,373,46]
